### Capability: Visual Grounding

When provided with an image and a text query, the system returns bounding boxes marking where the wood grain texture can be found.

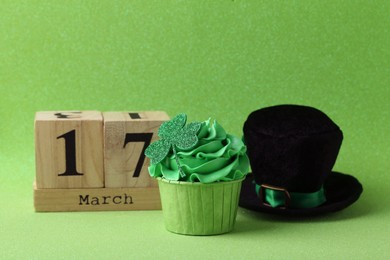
[35,111,104,189]
[103,111,169,188]
[34,182,161,212]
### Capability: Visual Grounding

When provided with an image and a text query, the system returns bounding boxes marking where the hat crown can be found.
[244,105,343,193]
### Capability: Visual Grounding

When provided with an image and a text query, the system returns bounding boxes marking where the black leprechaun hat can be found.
[239,105,363,216]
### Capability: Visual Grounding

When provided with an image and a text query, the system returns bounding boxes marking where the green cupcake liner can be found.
[157,177,244,235]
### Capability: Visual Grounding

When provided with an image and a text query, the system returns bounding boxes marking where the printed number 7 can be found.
[123,133,153,178]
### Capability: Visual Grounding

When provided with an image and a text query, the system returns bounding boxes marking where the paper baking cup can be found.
[157,177,244,235]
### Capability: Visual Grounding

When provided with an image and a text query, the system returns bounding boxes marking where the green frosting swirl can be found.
[148,118,249,183]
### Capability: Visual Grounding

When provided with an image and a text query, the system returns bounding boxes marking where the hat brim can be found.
[239,172,363,217]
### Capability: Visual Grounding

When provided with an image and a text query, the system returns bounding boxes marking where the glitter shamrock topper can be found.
[145,113,202,178]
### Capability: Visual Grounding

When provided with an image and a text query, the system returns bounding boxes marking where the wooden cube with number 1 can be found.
[35,111,104,189]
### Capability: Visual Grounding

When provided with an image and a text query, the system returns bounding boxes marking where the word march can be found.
[79,193,133,206]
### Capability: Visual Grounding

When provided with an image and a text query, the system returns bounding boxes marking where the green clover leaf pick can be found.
[145,113,202,178]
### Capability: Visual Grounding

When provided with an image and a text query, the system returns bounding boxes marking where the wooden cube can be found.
[35,111,104,189]
[103,111,169,188]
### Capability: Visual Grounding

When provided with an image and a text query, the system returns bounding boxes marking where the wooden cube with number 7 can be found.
[103,111,169,188]
[35,111,104,189]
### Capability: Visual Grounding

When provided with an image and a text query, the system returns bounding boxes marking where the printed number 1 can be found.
[57,130,83,176]
[123,133,153,177]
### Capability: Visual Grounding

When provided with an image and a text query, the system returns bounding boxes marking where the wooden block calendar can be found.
[33,111,169,212]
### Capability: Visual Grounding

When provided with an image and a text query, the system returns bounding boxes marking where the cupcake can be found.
[145,113,249,235]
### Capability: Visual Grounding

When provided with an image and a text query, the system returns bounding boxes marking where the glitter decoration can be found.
[145,113,202,178]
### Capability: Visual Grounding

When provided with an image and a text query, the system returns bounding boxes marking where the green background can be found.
[1,0,389,259]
